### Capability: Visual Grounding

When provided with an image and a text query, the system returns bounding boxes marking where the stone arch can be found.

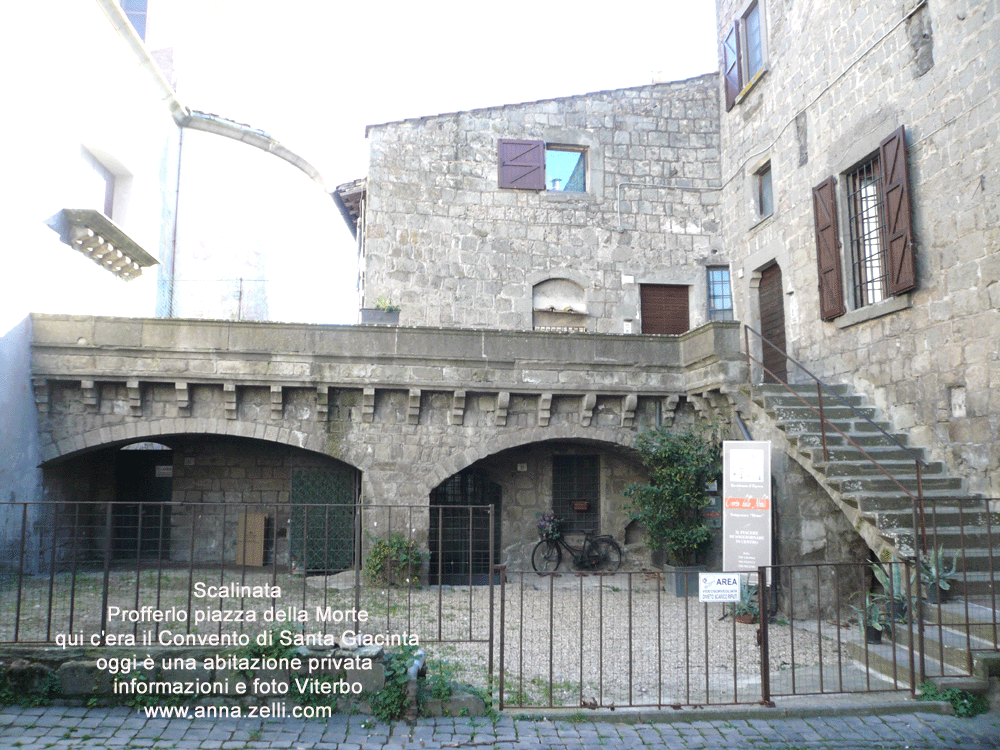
[415,423,639,499]
[40,417,368,473]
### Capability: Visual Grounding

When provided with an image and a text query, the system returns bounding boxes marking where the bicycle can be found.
[531,525,622,574]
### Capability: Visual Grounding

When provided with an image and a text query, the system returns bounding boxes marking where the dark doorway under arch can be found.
[429,469,501,585]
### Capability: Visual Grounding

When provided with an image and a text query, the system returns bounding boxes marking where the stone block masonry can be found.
[362,76,725,334]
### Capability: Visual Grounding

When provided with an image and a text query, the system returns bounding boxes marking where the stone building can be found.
[715,0,999,579]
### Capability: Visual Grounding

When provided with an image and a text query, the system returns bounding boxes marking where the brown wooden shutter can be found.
[640,285,689,334]
[812,176,846,320]
[880,126,916,295]
[498,139,545,190]
[723,22,741,111]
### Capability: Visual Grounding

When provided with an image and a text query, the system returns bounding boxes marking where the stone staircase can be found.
[750,381,999,695]
[749,382,995,596]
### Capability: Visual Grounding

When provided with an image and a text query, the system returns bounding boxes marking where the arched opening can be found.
[113,442,172,560]
[429,469,502,584]
[532,277,588,331]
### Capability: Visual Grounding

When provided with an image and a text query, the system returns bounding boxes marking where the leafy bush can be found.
[918,680,989,717]
[624,424,721,566]
[365,533,426,586]
[370,646,420,722]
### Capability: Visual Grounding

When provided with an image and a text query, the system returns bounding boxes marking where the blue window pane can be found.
[745,4,763,78]
[545,148,585,192]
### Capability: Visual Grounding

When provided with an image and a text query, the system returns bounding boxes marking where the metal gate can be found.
[429,470,501,585]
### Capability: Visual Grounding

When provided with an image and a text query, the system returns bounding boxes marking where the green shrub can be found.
[369,646,420,722]
[918,680,989,717]
[624,424,721,566]
[365,533,426,586]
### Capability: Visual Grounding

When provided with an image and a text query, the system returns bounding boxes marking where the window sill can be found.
[834,293,911,329]
[749,210,773,231]
[734,66,768,106]
[543,190,596,203]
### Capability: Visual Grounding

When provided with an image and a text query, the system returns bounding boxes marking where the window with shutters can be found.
[812,126,915,322]
[552,455,600,534]
[640,284,690,335]
[498,139,588,193]
[723,1,768,111]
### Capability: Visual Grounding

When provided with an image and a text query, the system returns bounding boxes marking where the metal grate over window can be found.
[847,156,887,307]
[552,455,599,533]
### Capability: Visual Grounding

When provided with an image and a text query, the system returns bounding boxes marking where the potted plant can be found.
[733,578,760,624]
[872,560,907,621]
[851,593,890,643]
[918,545,958,603]
[360,295,402,325]
[624,424,721,597]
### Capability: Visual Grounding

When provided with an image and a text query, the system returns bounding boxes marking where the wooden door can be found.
[236,512,266,567]
[759,265,787,383]
[640,284,689,334]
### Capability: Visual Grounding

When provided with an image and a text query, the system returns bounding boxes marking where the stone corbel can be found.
[270,385,283,420]
[621,393,638,427]
[659,394,681,427]
[495,391,510,427]
[407,389,421,425]
[449,390,466,426]
[81,380,99,412]
[175,382,190,417]
[538,393,553,427]
[316,387,329,422]
[127,379,142,417]
[362,387,376,423]
[33,379,50,415]
[224,383,237,420]
[580,393,597,427]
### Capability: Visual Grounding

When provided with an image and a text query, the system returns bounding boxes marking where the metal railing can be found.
[0,500,495,662]
[744,324,930,553]
[3,499,996,709]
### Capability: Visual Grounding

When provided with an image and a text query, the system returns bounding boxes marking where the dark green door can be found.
[289,466,359,573]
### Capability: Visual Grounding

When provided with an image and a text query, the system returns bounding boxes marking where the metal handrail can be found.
[743,324,927,553]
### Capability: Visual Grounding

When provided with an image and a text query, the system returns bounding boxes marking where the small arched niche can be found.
[532,278,588,331]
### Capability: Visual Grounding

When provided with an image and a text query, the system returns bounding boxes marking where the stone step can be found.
[802,446,928,464]
[759,390,868,409]
[923,602,1000,650]
[768,405,880,424]
[792,432,912,450]
[821,460,946,478]
[888,618,996,674]
[755,382,854,398]
[831,475,964,494]
[860,494,985,516]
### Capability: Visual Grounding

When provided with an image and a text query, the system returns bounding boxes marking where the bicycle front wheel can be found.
[590,538,622,573]
[531,539,562,574]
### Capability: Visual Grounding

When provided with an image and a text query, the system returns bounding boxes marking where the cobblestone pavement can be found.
[1,703,998,749]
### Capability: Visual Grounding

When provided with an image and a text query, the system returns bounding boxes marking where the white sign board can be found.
[698,573,741,603]
[722,441,772,579]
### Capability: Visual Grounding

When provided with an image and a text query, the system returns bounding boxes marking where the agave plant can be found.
[917,545,958,602]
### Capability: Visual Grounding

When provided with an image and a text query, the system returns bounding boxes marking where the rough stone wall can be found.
[717,0,1000,495]
[363,76,724,333]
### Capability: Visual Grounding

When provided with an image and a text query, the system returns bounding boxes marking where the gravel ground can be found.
[4,568,879,709]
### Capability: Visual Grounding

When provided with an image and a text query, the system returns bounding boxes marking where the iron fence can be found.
[2,499,996,709]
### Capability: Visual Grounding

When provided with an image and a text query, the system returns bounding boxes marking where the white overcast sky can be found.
[153,0,720,192]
